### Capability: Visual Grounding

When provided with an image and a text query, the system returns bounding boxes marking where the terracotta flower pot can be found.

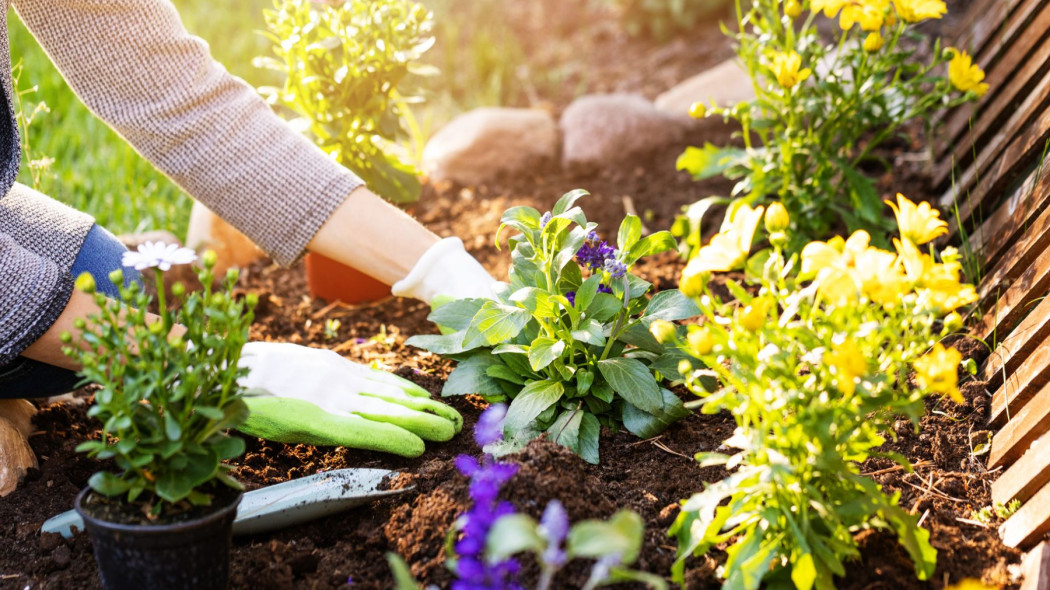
[305,252,392,304]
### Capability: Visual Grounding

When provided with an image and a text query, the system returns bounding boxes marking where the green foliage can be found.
[65,256,256,512]
[970,500,1020,525]
[407,190,700,463]
[258,0,434,204]
[669,202,975,588]
[609,0,732,40]
[674,0,980,253]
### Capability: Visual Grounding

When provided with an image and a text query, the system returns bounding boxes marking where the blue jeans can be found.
[0,224,141,398]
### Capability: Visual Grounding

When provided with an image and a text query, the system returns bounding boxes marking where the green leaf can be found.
[694,452,731,467]
[676,143,745,180]
[618,321,664,354]
[597,358,663,413]
[621,388,690,438]
[504,380,565,432]
[549,408,584,453]
[194,406,225,420]
[211,435,245,460]
[552,189,589,215]
[428,298,487,331]
[528,337,566,371]
[571,318,606,347]
[486,364,527,385]
[617,214,642,252]
[164,412,182,441]
[497,206,541,245]
[509,287,557,318]
[462,302,532,349]
[386,553,422,590]
[444,355,505,396]
[487,514,544,561]
[586,293,623,322]
[624,231,678,266]
[88,472,131,497]
[574,275,602,314]
[576,369,595,395]
[579,413,601,464]
[156,451,219,503]
[643,289,700,322]
[405,331,472,355]
[567,510,644,562]
[792,552,817,590]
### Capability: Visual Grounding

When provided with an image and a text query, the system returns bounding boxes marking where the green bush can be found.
[257,0,435,204]
[609,0,732,40]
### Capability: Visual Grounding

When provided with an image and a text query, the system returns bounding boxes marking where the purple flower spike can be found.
[576,239,616,272]
[539,500,569,567]
[597,284,613,295]
[540,211,553,228]
[565,291,576,307]
[474,403,508,447]
[603,258,627,279]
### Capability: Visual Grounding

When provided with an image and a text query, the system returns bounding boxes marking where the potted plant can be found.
[62,244,257,590]
[260,0,434,304]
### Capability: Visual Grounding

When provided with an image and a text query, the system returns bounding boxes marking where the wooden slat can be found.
[938,59,1050,224]
[932,2,1050,186]
[989,381,1050,467]
[1022,542,1050,590]
[982,295,1050,391]
[973,242,1050,345]
[994,433,1050,506]
[967,156,1050,269]
[988,327,1050,427]
[975,189,1050,311]
[1002,479,1050,548]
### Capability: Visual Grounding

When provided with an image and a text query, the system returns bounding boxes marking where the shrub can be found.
[674,0,984,252]
[65,246,256,512]
[667,194,975,588]
[257,0,435,204]
[407,190,702,463]
[609,0,732,40]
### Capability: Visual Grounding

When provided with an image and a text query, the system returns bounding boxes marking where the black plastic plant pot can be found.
[74,486,241,590]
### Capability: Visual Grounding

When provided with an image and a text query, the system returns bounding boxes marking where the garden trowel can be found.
[41,467,411,538]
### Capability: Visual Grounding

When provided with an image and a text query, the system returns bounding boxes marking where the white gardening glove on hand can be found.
[391,237,497,304]
[236,342,462,458]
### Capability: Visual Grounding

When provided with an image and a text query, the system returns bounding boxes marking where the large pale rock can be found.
[654,58,755,117]
[423,107,559,186]
[185,201,266,276]
[560,94,691,171]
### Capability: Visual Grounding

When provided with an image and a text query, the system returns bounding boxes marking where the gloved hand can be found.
[236,342,462,458]
[391,237,497,304]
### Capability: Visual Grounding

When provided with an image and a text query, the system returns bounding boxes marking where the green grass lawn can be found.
[7,0,540,237]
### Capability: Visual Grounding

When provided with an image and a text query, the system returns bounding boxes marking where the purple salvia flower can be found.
[565,291,576,307]
[538,500,569,568]
[540,211,553,228]
[603,258,627,279]
[474,404,508,447]
[597,284,613,295]
[584,552,623,589]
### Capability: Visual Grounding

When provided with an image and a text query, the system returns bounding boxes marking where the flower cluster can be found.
[453,404,523,590]
[575,231,617,271]
[121,241,198,271]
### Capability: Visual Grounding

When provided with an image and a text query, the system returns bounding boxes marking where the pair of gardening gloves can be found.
[237,238,495,458]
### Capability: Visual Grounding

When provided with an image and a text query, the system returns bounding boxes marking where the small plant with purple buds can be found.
[388,404,665,589]
[407,190,706,463]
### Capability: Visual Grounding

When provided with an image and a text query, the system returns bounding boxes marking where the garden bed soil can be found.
[1,2,1018,586]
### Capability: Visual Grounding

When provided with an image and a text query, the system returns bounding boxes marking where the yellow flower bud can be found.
[73,318,86,330]
[202,249,218,269]
[649,320,677,344]
[764,202,790,233]
[678,359,693,376]
[863,32,884,52]
[149,321,164,335]
[737,299,770,331]
[108,269,124,288]
[943,311,963,333]
[785,0,803,18]
[171,281,186,298]
[687,326,715,355]
[246,292,260,308]
[688,101,707,119]
[60,331,73,344]
[75,272,96,294]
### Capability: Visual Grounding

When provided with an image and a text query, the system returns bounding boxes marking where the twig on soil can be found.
[861,459,933,476]
[651,439,693,460]
[0,574,19,580]
[901,475,965,504]
[956,517,991,529]
[917,508,931,528]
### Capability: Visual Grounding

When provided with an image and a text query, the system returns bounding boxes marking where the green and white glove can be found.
[236,342,462,458]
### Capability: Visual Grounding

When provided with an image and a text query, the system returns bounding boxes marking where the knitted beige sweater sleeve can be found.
[12,0,365,267]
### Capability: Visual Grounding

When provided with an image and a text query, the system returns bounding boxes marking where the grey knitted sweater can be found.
[0,0,364,366]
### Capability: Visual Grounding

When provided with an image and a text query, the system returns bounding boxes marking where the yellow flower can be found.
[769,51,812,89]
[785,0,803,18]
[892,0,946,22]
[840,0,889,31]
[680,204,765,296]
[802,231,910,305]
[944,580,997,590]
[764,202,790,233]
[737,298,772,331]
[649,320,677,344]
[894,238,977,311]
[825,339,867,395]
[863,32,884,52]
[914,342,963,403]
[687,326,715,355]
[886,193,948,245]
[811,0,847,18]
[948,49,989,97]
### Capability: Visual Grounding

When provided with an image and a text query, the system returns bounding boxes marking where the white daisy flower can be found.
[122,241,198,271]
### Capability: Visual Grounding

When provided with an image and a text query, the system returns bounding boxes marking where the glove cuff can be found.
[391,237,494,303]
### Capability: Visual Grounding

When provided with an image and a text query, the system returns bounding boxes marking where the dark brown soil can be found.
[0,1,1020,588]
